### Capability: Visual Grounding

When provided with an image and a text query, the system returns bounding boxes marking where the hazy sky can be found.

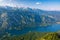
[0,0,60,11]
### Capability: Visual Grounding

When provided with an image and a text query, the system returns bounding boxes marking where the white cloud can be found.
[36,2,42,5]
[0,2,16,7]
[0,0,3,2]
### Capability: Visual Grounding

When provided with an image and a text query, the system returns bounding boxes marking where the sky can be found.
[0,0,60,11]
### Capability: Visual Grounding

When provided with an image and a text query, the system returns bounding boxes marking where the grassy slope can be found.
[1,32,60,40]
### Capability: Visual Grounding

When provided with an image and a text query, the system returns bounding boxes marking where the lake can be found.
[5,24,60,35]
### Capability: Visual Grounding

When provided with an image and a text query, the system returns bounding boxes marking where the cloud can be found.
[0,0,4,3]
[36,2,42,5]
[0,0,23,7]
[0,0,14,6]
[0,0,3,2]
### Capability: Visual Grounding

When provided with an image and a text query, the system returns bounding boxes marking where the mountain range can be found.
[0,6,58,36]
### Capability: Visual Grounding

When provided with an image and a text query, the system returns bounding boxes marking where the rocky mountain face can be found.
[0,6,56,29]
[0,6,57,37]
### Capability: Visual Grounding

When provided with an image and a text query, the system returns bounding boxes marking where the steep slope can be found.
[0,7,56,30]
[1,32,60,40]
[0,6,56,37]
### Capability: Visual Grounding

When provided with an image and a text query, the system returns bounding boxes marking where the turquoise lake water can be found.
[5,24,60,35]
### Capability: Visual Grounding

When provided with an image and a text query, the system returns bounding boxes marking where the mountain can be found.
[0,6,57,38]
[0,6,56,28]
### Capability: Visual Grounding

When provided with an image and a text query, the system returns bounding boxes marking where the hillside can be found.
[1,32,60,40]
[0,6,58,40]
[0,6,56,30]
